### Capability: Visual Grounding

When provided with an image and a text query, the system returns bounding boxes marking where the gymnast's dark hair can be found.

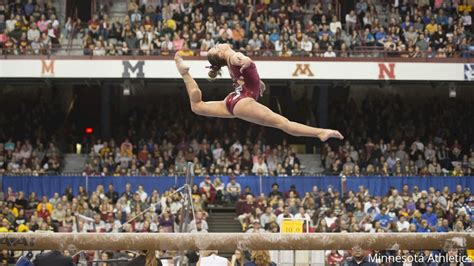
[207,53,227,79]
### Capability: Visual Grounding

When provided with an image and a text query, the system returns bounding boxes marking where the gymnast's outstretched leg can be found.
[175,54,233,118]
[233,98,343,141]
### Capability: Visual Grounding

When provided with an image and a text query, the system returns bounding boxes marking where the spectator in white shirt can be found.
[462,10,472,28]
[47,14,60,29]
[19,143,32,159]
[266,153,279,175]
[424,143,436,161]
[274,36,284,55]
[136,185,148,202]
[5,14,17,33]
[252,156,268,176]
[246,219,266,233]
[248,33,262,51]
[260,206,276,228]
[345,10,357,33]
[110,213,123,233]
[198,251,229,266]
[190,221,208,233]
[230,141,243,155]
[329,15,342,34]
[161,34,174,51]
[226,176,241,202]
[276,206,294,226]
[413,138,424,151]
[27,23,41,43]
[323,45,337,57]
[396,216,410,232]
[364,198,380,215]
[84,214,106,232]
[212,142,224,160]
[324,212,338,228]
[300,34,313,53]
[93,139,104,154]
[130,6,142,26]
[189,211,209,232]
[294,207,312,226]
[93,41,106,56]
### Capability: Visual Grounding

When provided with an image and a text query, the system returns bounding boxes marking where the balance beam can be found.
[0,233,472,251]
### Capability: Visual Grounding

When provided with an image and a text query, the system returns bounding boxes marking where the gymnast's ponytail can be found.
[207,65,222,79]
[207,53,227,80]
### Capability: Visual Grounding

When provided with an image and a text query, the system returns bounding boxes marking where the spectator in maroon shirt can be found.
[37,204,50,221]
[200,176,216,204]
[237,194,260,225]
[137,145,149,163]
[88,14,100,38]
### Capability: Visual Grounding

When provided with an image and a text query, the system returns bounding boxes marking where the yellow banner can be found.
[281,220,304,233]
[467,250,474,261]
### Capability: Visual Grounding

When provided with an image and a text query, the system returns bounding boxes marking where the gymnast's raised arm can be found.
[229,52,253,73]
[229,52,261,92]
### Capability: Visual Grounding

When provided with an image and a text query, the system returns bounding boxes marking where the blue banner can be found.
[2,175,472,198]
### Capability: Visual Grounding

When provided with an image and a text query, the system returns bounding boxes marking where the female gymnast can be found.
[174,44,343,141]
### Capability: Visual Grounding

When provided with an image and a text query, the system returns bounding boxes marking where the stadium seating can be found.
[0,0,472,57]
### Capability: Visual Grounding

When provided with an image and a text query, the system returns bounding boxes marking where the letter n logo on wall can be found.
[122,61,145,78]
[292,64,314,77]
[378,63,396,80]
[41,60,55,77]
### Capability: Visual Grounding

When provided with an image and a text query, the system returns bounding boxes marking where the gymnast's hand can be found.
[319,129,344,141]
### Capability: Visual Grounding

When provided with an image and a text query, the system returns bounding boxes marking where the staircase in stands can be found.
[207,206,242,259]
[207,207,242,233]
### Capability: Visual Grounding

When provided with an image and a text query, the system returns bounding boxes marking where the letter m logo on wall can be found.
[292,64,314,77]
[378,63,396,80]
[122,61,145,78]
[41,60,55,76]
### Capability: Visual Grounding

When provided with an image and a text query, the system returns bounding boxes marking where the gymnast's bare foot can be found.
[175,53,190,75]
[319,129,344,141]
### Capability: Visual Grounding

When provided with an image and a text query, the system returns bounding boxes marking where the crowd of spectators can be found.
[326,94,474,177]
[235,182,473,263]
[0,92,472,178]
[0,0,61,55]
[1,178,472,264]
[0,182,211,264]
[0,101,65,175]
[79,0,473,57]
[79,94,474,178]
[236,182,473,233]
[83,114,303,177]
[75,0,474,58]
[0,139,62,175]
[2,0,472,57]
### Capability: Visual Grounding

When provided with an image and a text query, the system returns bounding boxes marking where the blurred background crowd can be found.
[0,0,472,57]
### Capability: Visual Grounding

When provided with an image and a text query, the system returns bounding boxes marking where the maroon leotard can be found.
[224,62,261,115]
